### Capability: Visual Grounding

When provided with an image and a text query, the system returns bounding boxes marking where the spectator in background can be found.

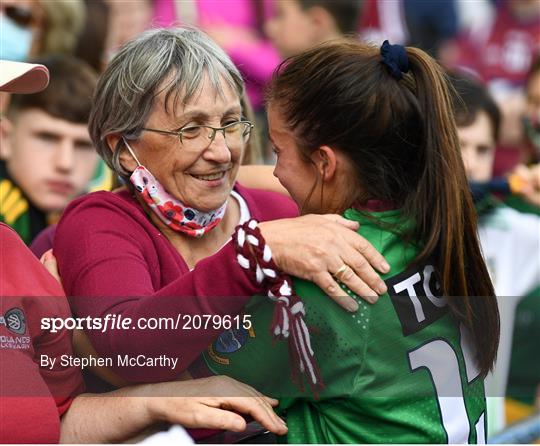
[265,0,362,58]
[505,55,540,428]
[0,0,86,116]
[523,57,540,165]
[103,0,152,61]
[261,0,361,161]
[442,0,540,171]
[39,0,86,56]
[0,0,42,114]
[449,71,540,435]
[153,1,279,114]
[357,0,407,46]
[0,55,100,244]
[358,0,459,58]
[481,57,540,217]
[402,0,457,56]
[74,0,110,73]
[0,0,85,62]
[505,56,540,214]
[151,0,279,162]
[0,0,43,62]
[446,0,540,93]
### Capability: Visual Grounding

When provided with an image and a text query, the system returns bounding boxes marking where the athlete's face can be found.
[268,104,321,213]
[457,111,496,183]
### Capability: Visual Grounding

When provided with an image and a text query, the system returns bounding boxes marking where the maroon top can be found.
[54,184,298,382]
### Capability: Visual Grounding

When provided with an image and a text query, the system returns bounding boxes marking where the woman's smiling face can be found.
[124,75,244,212]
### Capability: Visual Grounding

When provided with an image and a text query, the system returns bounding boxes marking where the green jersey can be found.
[201,208,487,443]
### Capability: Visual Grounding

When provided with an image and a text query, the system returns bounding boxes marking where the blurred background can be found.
[1,0,539,443]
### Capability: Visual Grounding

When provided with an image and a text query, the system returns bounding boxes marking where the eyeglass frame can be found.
[141,120,254,151]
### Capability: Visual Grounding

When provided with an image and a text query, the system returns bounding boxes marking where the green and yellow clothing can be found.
[199,208,487,444]
[0,161,47,244]
[0,160,113,245]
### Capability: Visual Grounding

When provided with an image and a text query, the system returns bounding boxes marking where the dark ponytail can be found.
[267,40,499,376]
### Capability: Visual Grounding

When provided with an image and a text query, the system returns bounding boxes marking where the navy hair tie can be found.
[380,40,409,80]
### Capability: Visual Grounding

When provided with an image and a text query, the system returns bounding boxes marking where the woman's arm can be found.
[72,328,129,388]
[60,376,287,443]
[55,197,264,382]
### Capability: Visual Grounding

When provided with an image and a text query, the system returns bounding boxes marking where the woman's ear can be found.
[106,133,138,172]
[311,146,337,183]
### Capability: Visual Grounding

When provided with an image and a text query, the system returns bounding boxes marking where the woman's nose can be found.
[204,130,232,163]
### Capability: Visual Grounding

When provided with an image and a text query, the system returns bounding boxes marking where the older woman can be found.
[53,27,389,386]
[0,59,285,444]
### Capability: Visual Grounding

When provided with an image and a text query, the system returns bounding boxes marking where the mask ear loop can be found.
[122,137,143,167]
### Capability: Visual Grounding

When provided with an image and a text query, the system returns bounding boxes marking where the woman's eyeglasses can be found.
[142,120,254,153]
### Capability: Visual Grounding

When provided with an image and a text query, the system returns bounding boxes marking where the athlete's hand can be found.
[142,376,287,434]
[259,214,390,311]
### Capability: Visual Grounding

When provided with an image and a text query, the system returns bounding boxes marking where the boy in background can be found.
[506,57,540,216]
[0,55,101,244]
[265,0,362,58]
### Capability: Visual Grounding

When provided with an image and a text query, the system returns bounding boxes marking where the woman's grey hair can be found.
[89,27,245,180]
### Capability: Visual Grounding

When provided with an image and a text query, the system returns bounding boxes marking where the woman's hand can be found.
[61,376,286,443]
[259,214,390,311]
[143,376,287,435]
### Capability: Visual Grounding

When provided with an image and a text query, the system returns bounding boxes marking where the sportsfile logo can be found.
[0,308,27,335]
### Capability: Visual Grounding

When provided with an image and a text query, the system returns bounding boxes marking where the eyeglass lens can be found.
[183,122,251,151]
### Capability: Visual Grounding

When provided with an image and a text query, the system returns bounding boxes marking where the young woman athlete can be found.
[195,40,500,444]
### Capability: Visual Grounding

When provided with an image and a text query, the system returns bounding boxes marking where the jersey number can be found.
[408,325,486,444]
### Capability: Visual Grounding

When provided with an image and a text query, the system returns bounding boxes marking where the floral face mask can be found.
[123,138,227,238]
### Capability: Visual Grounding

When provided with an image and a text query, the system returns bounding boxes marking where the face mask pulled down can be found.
[123,138,227,238]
